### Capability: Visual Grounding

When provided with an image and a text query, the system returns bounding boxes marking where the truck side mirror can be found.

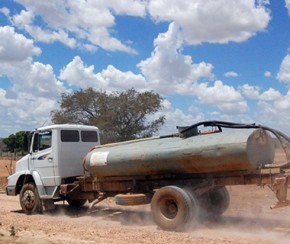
[29,132,39,153]
[24,132,31,154]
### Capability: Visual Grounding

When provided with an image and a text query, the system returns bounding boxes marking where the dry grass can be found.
[0,177,7,192]
[0,157,16,192]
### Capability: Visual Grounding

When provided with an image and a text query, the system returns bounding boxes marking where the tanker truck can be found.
[5,121,290,231]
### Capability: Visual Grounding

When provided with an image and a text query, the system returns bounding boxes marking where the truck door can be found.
[31,130,56,186]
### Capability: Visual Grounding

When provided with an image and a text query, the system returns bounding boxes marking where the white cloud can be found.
[59,56,146,91]
[106,0,145,16]
[194,80,248,114]
[152,99,204,135]
[194,80,240,104]
[0,66,64,134]
[240,84,260,99]
[255,91,290,134]
[0,85,59,136]
[273,89,290,111]
[11,0,146,53]
[6,0,271,53]
[0,7,10,16]
[277,54,290,82]
[259,88,281,101]
[224,71,239,77]
[13,10,77,48]
[264,70,271,77]
[286,0,290,15]
[7,92,57,121]
[0,26,63,98]
[240,85,282,102]
[59,56,102,88]
[138,22,214,95]
[1,90,58,136]
[100,65,147,90]
[239,85,290,134]
[157,98,255,135]
[148,0,271,45]
[0,89,13,107]
[0,26,66,136]
[0,59,64,99]
[0,26,41,62]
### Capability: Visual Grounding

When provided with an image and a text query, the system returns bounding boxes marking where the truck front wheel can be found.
[19,183,42,214]
[151,186,195,231]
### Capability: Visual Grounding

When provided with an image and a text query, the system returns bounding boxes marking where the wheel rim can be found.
[22,190,36,210]
[160,198,178,219]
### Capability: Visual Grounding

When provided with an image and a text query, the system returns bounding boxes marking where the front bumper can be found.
[6,185,16,196]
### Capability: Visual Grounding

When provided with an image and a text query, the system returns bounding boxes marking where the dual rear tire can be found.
[151,186,199,231]
[199,187,230,217]
[150,186,230,231]
[66,198,87,208]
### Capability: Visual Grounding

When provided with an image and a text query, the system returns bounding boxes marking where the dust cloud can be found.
[2,189,290,243]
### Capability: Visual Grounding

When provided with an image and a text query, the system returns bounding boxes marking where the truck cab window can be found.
[61,130,79,142]
[40,131,52,150]
[33,131,52,152]
[81,131,98,142]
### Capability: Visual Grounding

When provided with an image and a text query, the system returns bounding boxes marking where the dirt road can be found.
[2,156,290,243]
[1,185,290,244]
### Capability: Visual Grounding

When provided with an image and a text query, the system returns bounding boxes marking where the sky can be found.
[1,0,290,138]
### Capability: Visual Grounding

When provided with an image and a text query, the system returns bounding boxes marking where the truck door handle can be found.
[48,157,53,162]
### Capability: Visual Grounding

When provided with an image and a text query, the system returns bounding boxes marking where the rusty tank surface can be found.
[83,121,278,178]
[67,121,290,232]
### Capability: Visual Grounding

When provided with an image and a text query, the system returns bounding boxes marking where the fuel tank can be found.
[83,128,275,177]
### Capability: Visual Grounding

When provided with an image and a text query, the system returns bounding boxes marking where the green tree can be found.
[51,88,165,143]
[3,131,30,154]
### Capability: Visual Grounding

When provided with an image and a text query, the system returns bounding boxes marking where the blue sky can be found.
[1,0,290,138]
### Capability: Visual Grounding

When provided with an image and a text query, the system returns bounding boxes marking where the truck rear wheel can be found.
[199,186,230,217]
[66,198,87,208]
[151,186,195,231]
[19,183,42,214]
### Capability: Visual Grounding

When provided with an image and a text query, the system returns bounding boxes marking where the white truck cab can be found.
[6,124,100,213]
